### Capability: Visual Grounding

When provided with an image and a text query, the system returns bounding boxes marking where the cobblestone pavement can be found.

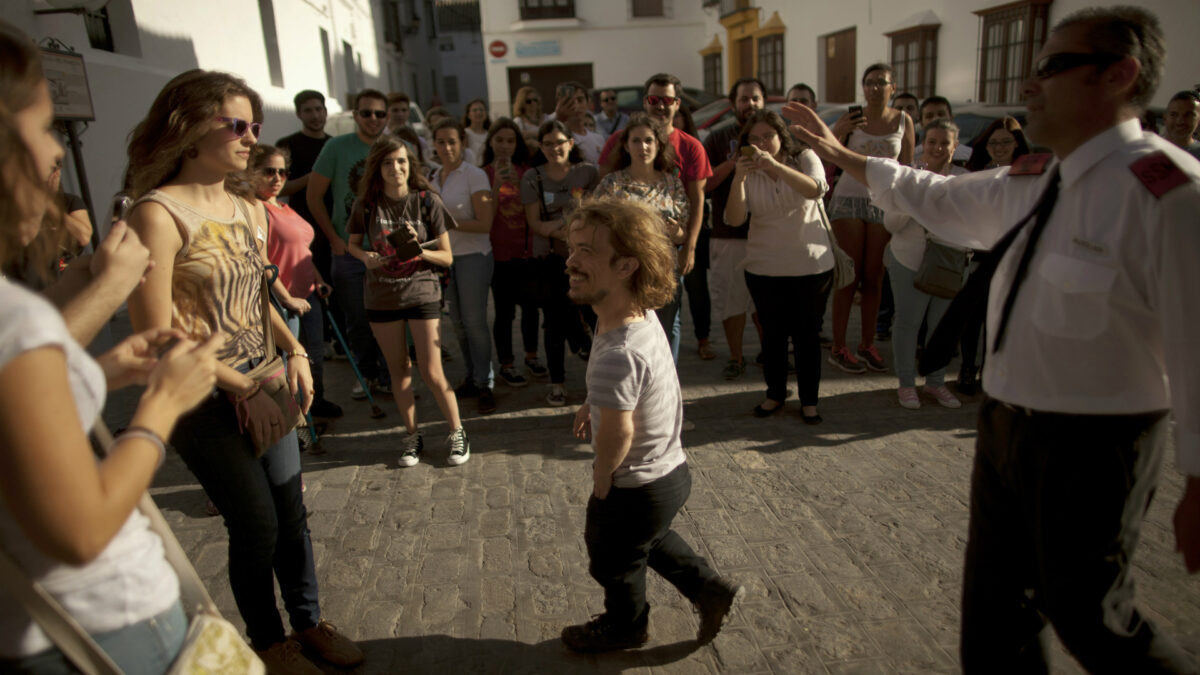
[104,307,1200,674]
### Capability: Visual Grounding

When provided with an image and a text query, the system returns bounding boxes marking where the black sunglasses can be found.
[358,109,388,119]
[259,167,289,178]
[1031,52,1122,80]
[216,116,261,139]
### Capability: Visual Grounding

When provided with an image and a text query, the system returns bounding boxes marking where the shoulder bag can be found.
[816,199,857,290]
[0,422,264,675]
[913,237,970,299]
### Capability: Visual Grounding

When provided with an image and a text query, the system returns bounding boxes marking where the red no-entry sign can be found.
[489,40,508,58]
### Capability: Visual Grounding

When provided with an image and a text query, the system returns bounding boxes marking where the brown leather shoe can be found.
[292,620,364,667]
[255,639,322,675]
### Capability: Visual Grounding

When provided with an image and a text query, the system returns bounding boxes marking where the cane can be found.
[323,304,387,419]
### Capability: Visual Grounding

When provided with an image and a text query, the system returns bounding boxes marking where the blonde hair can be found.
[569,197,677,311]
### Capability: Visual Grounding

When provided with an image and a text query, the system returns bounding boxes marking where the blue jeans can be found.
[171,389,320,649]
[447,252,495,389]
[284,290,326,402]
[886,249,952,388]
[653,275,684,365]
[6,601,187,674]
[330,253,387,384]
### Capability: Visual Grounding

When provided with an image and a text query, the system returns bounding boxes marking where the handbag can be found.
[816,199,856,290]
[237,265,306,457]
[0,423,264,675]
[913,237,970,299]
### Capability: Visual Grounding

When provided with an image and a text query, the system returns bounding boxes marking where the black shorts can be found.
[366,301,441,323]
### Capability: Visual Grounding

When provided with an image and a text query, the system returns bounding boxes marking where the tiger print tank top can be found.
[136,190,267,368]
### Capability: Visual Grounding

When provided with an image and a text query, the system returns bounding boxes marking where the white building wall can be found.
[698,0,1200,108]
[480,0,708,118]
[5,0,435,229]
[439,31,488,116]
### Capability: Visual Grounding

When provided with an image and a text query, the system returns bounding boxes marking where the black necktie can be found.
[918,166,1061,376]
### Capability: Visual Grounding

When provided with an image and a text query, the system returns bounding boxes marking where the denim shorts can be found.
[366,301,441,322]
[827,196,886,224]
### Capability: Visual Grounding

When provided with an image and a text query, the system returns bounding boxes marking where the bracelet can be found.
[117,426,166,470]
[287,350,311,363]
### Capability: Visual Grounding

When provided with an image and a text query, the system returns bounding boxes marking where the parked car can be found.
[325,102,427,138]
[691,96,790,140]
[592,85,719,115]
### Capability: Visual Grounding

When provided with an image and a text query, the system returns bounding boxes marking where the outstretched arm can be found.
[782,102,870,186]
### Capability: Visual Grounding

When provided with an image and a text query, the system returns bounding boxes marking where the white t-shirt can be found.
[573,130,607,164]
[883,164,969,271]
[465,128,488,167]
[0,279,179,657]
[431,161,493,257]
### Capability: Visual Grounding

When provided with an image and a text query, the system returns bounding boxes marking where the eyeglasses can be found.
[1031,52,1122,80]
[541,138,570,148]
[216,116,261,139]
[748,132,778,145]
[258,167,289,178]
[644,95,680,107]
[986,139,1016,148]
[863,79,893,88]
[527,97,540,103]
[357,109,388,119]
[601,96,616,103]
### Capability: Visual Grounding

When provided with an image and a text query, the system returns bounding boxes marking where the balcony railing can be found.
[520,0,575,21]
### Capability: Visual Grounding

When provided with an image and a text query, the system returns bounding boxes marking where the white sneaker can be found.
[446,427,470,465]
[682,418,696,432]
[350,381,367,400]
[546,384,567,407]
[399,431,422,467]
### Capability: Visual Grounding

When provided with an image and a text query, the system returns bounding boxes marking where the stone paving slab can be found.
[99,306,1200,674]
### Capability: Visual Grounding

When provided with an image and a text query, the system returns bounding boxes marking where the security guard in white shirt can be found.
[786,6,1199,674]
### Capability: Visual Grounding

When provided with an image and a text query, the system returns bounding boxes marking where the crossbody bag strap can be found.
[0,551,122,675]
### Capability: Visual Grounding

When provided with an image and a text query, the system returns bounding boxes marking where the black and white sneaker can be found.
[524,357,549,380]
[446,427,470,466]
[499,366,528,387]
[399,431,422,468]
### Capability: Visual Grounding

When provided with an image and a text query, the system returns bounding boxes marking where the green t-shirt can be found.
[311,132,370,240]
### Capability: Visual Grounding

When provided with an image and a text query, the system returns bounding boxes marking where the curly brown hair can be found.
[126,69,263,198]
[569,197,677,311]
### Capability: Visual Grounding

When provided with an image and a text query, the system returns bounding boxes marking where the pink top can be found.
[264,201,316,297]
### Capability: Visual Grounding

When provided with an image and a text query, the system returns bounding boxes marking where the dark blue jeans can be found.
[331,253,388,384]
[171,391,320,650]
[584,463,718,627]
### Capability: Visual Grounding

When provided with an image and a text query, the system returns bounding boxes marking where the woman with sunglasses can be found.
[825,63,915,376]
[346,136,468,468]
[462,98,491,167]
[482,118,542,389]
[125,69,363,674]
[958,116,1031,395]
[725,110,833,423]
[429,118,497,416]
[252,144,341,420]
[513,86,546,145]
[521,120,599,407]
[0,23,221,674]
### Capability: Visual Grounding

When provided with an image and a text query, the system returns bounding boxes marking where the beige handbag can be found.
[0,423,264,675]
[816,199,857,290]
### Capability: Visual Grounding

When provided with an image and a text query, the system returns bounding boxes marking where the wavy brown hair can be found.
[966,116,1030,171]
[609,113,677,174]
[569,197,677,311]
[512,86,541,120]
[0,20,61,279]
[356,135,431,209]
[126,69,264,198]
[737,109,797,160]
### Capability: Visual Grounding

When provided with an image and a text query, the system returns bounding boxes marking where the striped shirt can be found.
[586,312,685,487]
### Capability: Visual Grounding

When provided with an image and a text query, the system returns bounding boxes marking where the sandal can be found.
[698,341,716,360]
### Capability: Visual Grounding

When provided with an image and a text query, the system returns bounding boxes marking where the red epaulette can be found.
[1130,151,1189,199]
[1009,153,1053,176]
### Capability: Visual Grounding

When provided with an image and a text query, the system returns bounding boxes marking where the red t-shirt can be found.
[599,127,713,184]
[264,201,316,297]
[484,164,532,262]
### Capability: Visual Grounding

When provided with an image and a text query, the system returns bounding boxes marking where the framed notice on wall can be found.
[40,48,95,121]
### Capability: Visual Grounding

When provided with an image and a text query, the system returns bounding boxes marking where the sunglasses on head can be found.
[1031,52,1122,80]
[259,167,289,178]
[216,116,261,139]
[358,109,388,119]
[644,95,679,107]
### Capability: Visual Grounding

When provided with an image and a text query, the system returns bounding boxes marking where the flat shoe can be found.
[698,342,716,360]
[753,401,784,418]
[801,412,823,425]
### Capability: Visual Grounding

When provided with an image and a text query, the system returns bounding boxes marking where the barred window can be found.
[977,1,1051,103]
[757,34,784,96]
[888,26,938,100]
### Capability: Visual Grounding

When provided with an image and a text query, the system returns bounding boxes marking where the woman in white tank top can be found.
[825,63,915,376]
